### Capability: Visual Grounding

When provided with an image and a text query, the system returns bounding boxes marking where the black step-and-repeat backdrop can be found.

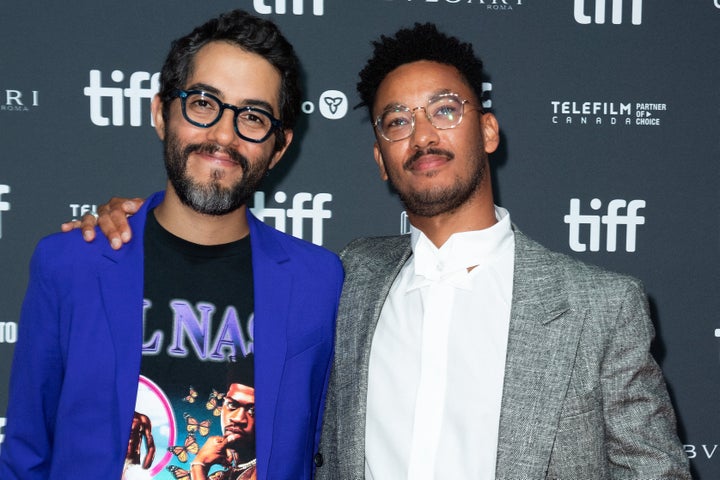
[1,1,718,477]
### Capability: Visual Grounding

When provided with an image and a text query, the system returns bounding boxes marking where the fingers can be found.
[61,214,98,242]
[80,212,99,242]
[60,196,145,249]
[97,197,144,250]
[60,219,82,233]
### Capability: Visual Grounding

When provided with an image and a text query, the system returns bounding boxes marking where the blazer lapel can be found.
[350,241,412,383]
[247,211,291,476]
[495,231,585,478]
[334,236,412,477]
[97,196,161,450]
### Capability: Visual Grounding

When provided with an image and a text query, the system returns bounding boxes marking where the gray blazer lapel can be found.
[320,235,411,479]
[495,231,585,478]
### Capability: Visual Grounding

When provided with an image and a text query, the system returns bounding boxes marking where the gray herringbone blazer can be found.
[315,230,690,479]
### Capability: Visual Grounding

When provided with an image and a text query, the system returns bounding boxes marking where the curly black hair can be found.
[159,9,301,151]
[357,23,485,115]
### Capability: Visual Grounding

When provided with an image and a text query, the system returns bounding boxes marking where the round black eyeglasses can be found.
[174,89,282,143]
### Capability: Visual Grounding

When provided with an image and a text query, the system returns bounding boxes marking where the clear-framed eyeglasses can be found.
[374,92,480,142]
[173,89,282,143]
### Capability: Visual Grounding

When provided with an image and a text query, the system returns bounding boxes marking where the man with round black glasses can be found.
[0,10,342,480]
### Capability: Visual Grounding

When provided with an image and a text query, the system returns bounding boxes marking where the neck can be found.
[153,183,250,245]
[407,186,497,248]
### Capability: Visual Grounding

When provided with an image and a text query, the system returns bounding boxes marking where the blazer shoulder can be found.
[30,229,107,272]
[341,234,409,261]
[514,229,645,298]
[249,215,342,274]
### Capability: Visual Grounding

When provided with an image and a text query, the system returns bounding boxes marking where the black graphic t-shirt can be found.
[123,211,256,480]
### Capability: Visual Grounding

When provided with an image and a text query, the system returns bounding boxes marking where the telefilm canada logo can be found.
[68,203,98,220]
[84,70,348,126]
[385,0,524,11]
[0,88,39,113]
[550,100,667,127]
[574,0,643,25]
[251,0,325,15]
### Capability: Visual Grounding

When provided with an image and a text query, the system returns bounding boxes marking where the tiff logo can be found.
[574,0,643,25]
[564,198,645,252]
[84,70,160,127]
[251,191,332,245]
[0,184,9,239]
[253,0,324,15]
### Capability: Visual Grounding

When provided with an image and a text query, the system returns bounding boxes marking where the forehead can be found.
[373,60,474,114]
[226,383,255,402]
[187,41,282,111]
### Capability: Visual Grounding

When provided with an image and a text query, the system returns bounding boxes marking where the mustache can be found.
[403,148,455,170]
[183,142,248,169]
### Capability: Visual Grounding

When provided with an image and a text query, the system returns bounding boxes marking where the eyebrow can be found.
[187,82,277,115]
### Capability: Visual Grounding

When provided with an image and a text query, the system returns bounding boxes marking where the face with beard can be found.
[372,61,499,218]
[163,129,271,216]
[152,41,292,217]
[386,145,486,218]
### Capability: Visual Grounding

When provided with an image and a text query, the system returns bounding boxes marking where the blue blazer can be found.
[0,191,344,480]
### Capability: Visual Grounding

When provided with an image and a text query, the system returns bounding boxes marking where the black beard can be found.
[163,131,271,216]
[388,148,486,218]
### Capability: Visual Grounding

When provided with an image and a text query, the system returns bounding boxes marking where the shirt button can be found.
[314,453,324,467]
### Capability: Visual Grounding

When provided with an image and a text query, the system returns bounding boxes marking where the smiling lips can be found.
[199,151,239,167]
[190,142,245,168]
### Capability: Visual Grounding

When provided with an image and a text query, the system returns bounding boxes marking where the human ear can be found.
[373,142,389,181]
[151,95,165,141]
[268,129,294,169]
[481,113,500,154]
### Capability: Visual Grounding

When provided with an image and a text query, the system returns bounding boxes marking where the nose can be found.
[206,107,237,146]
[410,107,439,149]
[229,408,249,425]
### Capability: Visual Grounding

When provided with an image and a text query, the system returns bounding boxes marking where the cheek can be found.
[377,143,407,170]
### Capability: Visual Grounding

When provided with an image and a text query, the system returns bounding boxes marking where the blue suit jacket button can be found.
[314,453,324,467]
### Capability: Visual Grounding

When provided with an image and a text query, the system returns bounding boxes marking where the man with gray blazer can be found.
[314,24,690,479]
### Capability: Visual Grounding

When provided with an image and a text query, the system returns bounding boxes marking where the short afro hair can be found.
[357,23,485,115]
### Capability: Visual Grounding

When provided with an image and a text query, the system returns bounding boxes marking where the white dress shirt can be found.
[365,207,515,480]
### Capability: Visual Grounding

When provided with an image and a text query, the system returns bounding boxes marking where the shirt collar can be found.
[409,206,513,287]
